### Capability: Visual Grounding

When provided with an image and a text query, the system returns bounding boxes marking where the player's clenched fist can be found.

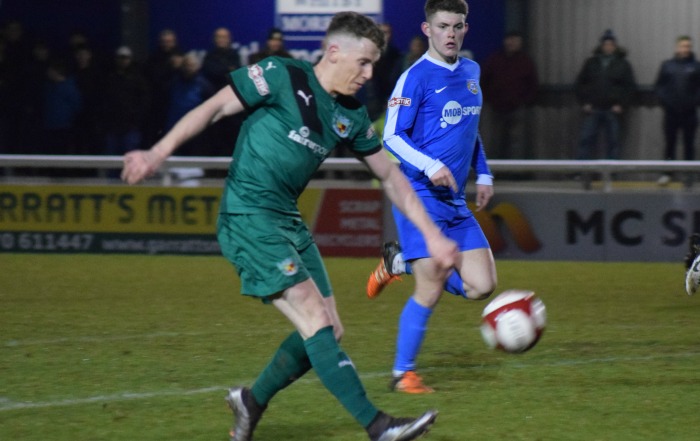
[429,165,458,192]
[121,149,165,185]
[426,233,459,269]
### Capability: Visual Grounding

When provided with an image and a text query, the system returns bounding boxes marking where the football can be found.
[480,290,546,353]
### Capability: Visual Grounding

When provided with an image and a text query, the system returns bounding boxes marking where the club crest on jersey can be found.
[277,258,298,276]
[467,79,479,95]
[388,97,411,107]
[248,64,269,96]
[333,113,352,138]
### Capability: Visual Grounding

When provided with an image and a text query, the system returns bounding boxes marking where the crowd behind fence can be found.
[1,17,699,178]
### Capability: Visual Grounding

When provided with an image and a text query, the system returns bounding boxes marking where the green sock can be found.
[251,331,312,406]
[303,326,379,427]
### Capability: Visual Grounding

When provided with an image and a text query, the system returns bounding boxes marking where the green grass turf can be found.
[1,254,699,440]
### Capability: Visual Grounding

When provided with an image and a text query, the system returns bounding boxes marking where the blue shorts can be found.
[392,199,489,261]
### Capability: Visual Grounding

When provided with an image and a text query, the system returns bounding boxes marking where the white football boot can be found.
[685,254,700,296]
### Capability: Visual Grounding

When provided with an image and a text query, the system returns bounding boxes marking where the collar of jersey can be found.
[423,52,461,71]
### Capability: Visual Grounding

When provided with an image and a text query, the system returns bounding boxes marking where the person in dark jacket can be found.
[364,22,402,121]
[655,36,700,161]
[481,31,539,159]
[201,28,242,156]
[574,30,637,159]
[248,28,293,65]
[202,27,240,90]
[144,29,183,145]
[41,57,82,155]
[164,51,214,156]
[101,46,150,157]
[71,45,102,155]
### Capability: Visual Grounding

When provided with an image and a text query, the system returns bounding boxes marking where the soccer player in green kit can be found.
[122,12,457,441]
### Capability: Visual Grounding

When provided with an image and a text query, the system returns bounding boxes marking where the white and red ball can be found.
[480,290,546,353]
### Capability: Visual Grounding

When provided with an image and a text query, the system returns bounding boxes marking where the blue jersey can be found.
[384,53,492,208]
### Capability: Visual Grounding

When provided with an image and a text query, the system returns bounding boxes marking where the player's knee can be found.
[333,323,344,342]
[465,279,496,301]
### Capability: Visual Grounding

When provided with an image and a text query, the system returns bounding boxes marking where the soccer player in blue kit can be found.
[366,0,498,393]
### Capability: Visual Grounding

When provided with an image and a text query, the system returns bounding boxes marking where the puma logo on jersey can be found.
[338,359,356,369]
[265,61,277,70]
[297,90,313,106]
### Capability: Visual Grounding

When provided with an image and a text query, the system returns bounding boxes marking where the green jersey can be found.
[221,56,382,217]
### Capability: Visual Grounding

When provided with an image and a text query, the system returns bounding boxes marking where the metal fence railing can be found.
[1,155,699,192]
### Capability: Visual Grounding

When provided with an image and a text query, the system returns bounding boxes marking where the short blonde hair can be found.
[325,11,385,51]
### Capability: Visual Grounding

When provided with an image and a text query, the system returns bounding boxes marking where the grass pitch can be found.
[1,254,699,440]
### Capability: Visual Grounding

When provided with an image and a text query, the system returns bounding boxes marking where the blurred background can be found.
[1,0,700,262]
[1,0,699,160]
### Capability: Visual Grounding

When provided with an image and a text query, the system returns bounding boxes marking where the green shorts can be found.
[217,213,332,301]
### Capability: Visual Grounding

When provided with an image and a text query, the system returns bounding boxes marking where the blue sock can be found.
[405,261,412,275]
[393,297,432,374]
[444,271,466,297]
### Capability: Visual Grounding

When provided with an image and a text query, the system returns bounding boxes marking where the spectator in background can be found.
[164,51,215,183]
[165,51,215,155]
[64,30,102,69]
[402,35,427,71]
[1,20,32,153]
[2,19,32,70]
[365,23,402,120]
[145,29,183,145]
[67,31,89,53]
[202,27,240,89]
[41,57,82,156]
[481,31,538,159]
[574,29,636,160]
[100,46,150,158]
[72,45,102,155]
[249,27,292,64]
[202,27,242,156]
[654,36,700,162]
[0,36,10,153]
[18,39,51,154]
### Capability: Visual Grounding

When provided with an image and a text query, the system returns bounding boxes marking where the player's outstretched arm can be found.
[363,150,458,269]
[121,86,244,185]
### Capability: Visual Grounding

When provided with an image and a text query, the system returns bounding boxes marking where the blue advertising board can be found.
[0,0,505,62]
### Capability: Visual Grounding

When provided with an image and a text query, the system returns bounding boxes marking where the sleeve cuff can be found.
[476,174,494,185]
[425,160,446,178]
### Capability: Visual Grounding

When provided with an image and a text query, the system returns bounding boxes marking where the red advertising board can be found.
[312,189,383,257]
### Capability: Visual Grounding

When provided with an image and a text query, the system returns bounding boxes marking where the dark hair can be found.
[326,11,385,51]
[267,27,283,40]
[424,0,468,21]
[600,29,616,43]
[677,35,692,43]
